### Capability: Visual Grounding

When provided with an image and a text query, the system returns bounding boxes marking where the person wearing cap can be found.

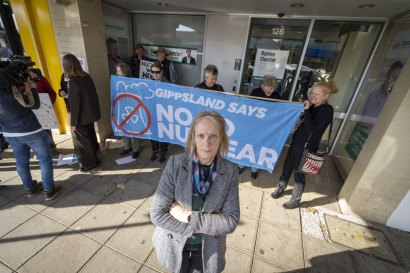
[129,44,149,78]
[195,64,224,92]
[155,47,177,84]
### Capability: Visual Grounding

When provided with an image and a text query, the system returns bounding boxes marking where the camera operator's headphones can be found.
[11,85,35,108]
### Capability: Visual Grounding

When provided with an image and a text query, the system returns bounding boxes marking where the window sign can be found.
[253,49,289,80]
[272,26,285,36]
[144,45,198,64]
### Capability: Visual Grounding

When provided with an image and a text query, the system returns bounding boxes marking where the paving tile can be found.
[0,177,26,200]
[223,247,252,273]
[0,202,37,237]
[138,195,153,215]
[106,210,155,262]
[81,172,133,198]
[72,198,134,243]
[238,185,263,218]
[0,195,11,208]
[255,221,304,270]
[18,230,101,273]
[145,249,172,273]
[384,227,410,271]
[251,257,299,273]
[132,166,164,185]
[138,265,161,273]
[0,214,66,269]
[0,262,13,273]
[351,250,407,273]
[260,192,301,231]
[303,235,356,273]
[107,178,157,209]
[227,214,258,254]
[42,189,104,226]
[78,246,142,273]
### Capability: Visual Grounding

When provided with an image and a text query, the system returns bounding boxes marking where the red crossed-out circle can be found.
[111,93,151,136]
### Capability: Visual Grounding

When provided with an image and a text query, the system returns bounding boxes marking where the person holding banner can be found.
[195,65,224,92]
[151,111,239,273]
[150,61,169,162]
[129,44,149,78]
[116,63,141,159]
[155,47,177,84]
[271,80,337,209]
[239,75,282,178]
[63,54,101,172]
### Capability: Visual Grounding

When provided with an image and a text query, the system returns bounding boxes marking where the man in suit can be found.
[182,49,196,65]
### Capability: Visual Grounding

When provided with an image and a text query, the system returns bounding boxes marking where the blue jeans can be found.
[5,130,55,192]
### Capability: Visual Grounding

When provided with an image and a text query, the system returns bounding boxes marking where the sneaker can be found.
[120,149,132,156]
[283,199,301,209]
[44,186,62,201]
[150,151,158,161]
[251,171,258,179]
[159,154,166,163]
[132,152,139,159]
[26,181,43,197]
[238,166,245,174]
[271,186,285,199]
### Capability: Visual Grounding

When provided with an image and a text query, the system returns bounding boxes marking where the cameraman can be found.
[0,81,61,201]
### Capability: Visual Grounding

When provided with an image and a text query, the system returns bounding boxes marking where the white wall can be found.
[203,15,249,93]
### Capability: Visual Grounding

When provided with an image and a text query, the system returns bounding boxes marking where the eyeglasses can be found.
[151,70,161,74]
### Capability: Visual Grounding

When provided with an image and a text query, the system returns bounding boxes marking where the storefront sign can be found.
[253,49,289,79]
[144,45,198,64]
[110,76,303,172]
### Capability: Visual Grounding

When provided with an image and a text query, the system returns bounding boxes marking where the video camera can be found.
[0,56,41,91]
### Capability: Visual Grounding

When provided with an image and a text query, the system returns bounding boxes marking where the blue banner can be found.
[111,76,303,172]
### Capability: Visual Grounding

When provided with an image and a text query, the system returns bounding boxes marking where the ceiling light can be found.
[358,4,375,8]
[290,3,304,8]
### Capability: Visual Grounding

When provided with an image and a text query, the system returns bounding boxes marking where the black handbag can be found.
[298,121,332,175]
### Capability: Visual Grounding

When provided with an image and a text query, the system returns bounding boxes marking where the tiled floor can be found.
[0,135,409,273]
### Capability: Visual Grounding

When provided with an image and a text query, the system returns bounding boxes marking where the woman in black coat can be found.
[63,54,101,172]
[271,80,338,209]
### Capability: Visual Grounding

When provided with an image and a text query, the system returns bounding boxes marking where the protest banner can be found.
[144,45,198,64]
[33,94,59,129]
[111,76,303,172]
[139,59,154,79]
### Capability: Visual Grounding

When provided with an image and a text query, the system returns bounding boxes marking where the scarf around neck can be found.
[192,156,217,196]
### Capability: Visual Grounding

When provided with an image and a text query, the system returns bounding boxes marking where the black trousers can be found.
[150,140,168,154]
[71,123,98,168]
[179,243,203,273]
[279,144,306,200]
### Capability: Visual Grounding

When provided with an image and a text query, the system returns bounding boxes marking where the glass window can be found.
[333,22,409,177]
[240,18,311,96]
[133,14,205,87]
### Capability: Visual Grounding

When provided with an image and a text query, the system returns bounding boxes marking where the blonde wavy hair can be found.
[185,111,229,158]
[313,80,338,97]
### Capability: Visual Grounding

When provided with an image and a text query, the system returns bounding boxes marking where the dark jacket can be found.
[292,103,334,152]
[250,87,281,100]
[0,87,42,134]
[160,58,177,84]
[69,74,101,127]
[182,56,196,64]
[195,81,224,92]
[129,55,149,78]
[151,153,240,273]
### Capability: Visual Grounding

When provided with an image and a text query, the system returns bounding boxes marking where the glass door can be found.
[240,18,311,96]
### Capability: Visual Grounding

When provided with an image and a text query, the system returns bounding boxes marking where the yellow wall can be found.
[10,0,68,133]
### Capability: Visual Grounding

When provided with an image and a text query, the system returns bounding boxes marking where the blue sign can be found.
[111,76,303,172]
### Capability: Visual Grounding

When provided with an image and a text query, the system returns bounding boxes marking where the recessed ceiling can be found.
[103,0,410,19]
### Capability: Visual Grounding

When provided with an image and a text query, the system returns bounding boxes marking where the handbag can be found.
[298,121,332,175]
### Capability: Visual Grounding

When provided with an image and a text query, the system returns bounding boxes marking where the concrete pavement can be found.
[0,135,409,273]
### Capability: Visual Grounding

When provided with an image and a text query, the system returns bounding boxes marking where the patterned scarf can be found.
[192,157,217,196]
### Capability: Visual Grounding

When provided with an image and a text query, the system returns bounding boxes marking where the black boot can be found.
[271,181,287,199]
[283,182,304,209]
[150,151,159,161]
[159,151,166,163]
